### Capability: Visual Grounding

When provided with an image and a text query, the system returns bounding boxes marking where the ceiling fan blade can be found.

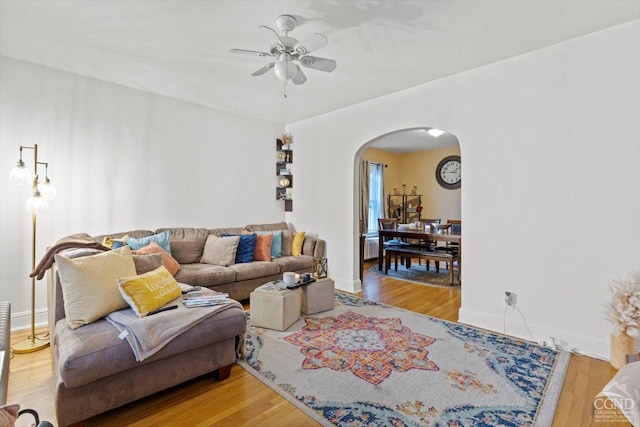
[257,25,285,51]
[251,63,275,76]
[294,33,328,55]
[291,65,307,85]
[230,48,271,57]
[299,56,337,73]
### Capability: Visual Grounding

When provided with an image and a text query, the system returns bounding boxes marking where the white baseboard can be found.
[10,307,49,332]
[334,277,362,294]
[458,307,611,360]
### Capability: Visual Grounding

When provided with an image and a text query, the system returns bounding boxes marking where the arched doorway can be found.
[355,127,462,286]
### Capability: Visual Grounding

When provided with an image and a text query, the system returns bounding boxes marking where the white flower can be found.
[604,271,640,333]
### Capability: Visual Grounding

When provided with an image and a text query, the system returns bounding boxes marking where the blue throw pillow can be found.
[223,233,256,263]
[125,230,171,254]
[257,230,282,258]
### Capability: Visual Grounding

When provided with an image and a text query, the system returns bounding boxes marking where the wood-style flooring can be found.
[7,260,627,426]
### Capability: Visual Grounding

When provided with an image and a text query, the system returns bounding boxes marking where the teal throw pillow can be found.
[222,233,256,263]
[125,230,171,254]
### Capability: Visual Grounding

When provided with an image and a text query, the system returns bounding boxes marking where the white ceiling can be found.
[1,1,638,126]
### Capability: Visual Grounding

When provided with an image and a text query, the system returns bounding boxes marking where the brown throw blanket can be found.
[30,233,110,280]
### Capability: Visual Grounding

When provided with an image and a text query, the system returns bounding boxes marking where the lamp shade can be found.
[10,160,32,185]
[26,192,48,214]
[274,56,297,81]
[38,178,57,200]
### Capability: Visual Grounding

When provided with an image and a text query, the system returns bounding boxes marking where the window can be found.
[367,163,384,233]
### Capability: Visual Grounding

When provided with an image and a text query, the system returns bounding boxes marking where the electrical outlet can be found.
[504,291,515,307]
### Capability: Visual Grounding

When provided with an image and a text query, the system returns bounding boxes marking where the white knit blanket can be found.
[106,297,242,362]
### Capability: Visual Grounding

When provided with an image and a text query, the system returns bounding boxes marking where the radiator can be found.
[363,237,379,260]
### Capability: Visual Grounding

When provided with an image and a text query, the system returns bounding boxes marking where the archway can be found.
[354,127,462,287]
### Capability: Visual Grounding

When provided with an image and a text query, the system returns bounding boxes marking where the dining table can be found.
[377,228,462,278]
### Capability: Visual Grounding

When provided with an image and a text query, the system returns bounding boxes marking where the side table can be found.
[301,278,335,315]
[250,282,301,331]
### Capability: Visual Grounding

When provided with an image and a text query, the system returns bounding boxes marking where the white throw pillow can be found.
[200,235,240,266]
[55,246,137,329]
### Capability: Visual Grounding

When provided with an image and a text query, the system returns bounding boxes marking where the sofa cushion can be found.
[154,228,210,264]
[245,222,288,232]
[118,266,182,317]
[173,263,236,287]
[302,235,317,256]
[272,255,314,272]
[200,235,240,267]
[132,253,163,274]
[292,231,305,256]
[54,246,137,329]
[132,242,181,276]
[230,261,280,281]
[54,304,246,389]
[208,227,247,237]
[125,230,171,254]
[281,230,293,256]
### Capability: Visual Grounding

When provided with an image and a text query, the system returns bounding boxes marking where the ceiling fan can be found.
[230,15,337,97]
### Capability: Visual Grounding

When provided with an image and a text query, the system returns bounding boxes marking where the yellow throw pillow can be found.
[291,231,305,256]
[54,246,137,329]
[118,266,182,317]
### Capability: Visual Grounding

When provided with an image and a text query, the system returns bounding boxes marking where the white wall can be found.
[0,57,283,329]
[286,21,640,359]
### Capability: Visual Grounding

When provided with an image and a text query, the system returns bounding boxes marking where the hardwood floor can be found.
[8,260,627,426]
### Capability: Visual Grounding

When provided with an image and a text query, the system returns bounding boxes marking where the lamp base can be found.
[12,336,50,354]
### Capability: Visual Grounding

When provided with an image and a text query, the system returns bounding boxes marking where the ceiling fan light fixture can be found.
[427,128,446,138]
[274,55,297,81]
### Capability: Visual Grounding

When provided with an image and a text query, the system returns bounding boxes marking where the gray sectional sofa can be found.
[47,222,325,426]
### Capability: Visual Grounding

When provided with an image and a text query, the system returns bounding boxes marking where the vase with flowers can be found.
[604,271,640,368]
[281,132,293,150]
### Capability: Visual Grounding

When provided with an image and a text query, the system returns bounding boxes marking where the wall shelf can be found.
[276,138,293,212]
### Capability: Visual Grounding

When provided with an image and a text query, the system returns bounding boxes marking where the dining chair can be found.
[378,218,406,266]
[435,219,461,269]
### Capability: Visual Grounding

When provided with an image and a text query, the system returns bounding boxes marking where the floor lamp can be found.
[10,144,56,354]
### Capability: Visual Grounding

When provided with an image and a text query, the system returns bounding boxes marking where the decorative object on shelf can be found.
[281,132,293,150]
[277,151,287,161]
[312,257,328,278]
[279,177,291,187]
[411,184,418,195]
[604,271,640,368]
[402,183,406,195]
[436,155,461,189]
[393,187,397,195]
[9,144,57,354]
[229,15,337,98]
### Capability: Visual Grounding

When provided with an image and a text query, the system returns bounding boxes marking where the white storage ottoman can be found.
[250,282,301,331]
[301,278,335,315]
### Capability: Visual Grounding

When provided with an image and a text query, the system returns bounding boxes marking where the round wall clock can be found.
[435,155,461,189]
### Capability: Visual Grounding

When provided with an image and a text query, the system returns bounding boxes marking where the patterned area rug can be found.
[239,293,569,427]
[369,262,461,289]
